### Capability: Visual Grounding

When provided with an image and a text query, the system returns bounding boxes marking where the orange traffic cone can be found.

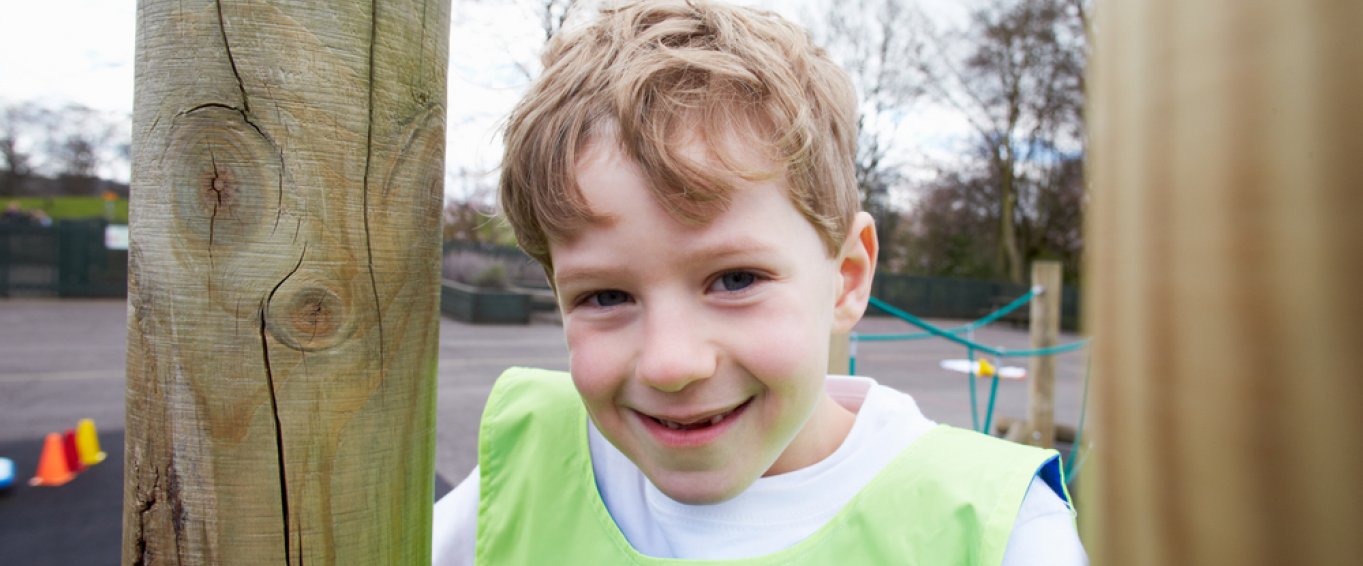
[62,429,85,474]
[30,433,75,487]
[76,418,106,467]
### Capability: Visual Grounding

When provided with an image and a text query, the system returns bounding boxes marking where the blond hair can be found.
[500,0,860,274]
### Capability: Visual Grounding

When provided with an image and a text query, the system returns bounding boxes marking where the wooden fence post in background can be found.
[828,331,850,375]
[1026,260,1060,449]
[1085,1,1363,564]
[123,1,449,563]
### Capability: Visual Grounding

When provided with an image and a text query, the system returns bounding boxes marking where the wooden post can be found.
[1085,1,1363,564]
[123,1,449,564]
[1026,261,1061,448]
[828,331,850,375]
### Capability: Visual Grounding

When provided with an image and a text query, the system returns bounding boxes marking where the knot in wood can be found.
[289,287,341,340]
[203,166,235,210]
[165,105,281,248]
[267,286,351,352]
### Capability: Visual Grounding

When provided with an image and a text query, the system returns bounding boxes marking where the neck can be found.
[764,393,857,476]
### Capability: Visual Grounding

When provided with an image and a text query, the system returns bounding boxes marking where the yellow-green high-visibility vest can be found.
[476,368,1069,565]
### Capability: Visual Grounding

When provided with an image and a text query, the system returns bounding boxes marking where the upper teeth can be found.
[660,411,729,430]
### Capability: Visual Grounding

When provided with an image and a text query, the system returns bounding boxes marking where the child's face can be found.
[550,135,873,504]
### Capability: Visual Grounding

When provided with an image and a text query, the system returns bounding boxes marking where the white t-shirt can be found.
[432,376,1087,565]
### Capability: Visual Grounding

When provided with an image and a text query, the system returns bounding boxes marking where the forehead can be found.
[548,138,829,282]
[569,131,787,231]
[568,125,784,221]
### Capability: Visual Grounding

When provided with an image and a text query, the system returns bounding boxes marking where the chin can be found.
[651,471,750,505]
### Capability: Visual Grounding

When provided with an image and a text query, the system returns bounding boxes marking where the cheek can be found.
[730,293,831,386]
[565,322,628,403]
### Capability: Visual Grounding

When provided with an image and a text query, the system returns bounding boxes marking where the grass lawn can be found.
[9,196,129,224]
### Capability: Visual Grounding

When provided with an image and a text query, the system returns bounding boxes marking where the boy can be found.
[434,1,1085,563]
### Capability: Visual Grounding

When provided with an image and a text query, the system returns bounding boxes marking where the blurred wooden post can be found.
[123,1,449,563]
[1085,1,1363,564]
[1026,261,1060,448]
[828,331,850,375]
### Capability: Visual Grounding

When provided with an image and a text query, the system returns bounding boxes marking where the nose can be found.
[634,301,718,393]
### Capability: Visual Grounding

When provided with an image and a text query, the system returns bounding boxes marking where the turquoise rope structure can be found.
[1064,352,1094,485]
[855,295,1092,436]
[847,289,1041,373]
[864,296,1089,358]
[983,371,1002,435]
[966,345,980,431]
[848,331,858,375]
[854,288,1038,342]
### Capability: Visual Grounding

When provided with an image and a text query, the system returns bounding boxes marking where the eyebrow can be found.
[553,237,784,287]
[553,265,619,288]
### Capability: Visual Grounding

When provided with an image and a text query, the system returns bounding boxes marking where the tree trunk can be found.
[997,144,1024,283]
[998,164,1023,283]
[1084,1,1363,564]
[124,1,449,564]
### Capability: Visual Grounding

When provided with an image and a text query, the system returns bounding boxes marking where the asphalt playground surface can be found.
[0,298,1087,564]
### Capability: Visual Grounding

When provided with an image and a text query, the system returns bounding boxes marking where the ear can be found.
[832,212,878,333]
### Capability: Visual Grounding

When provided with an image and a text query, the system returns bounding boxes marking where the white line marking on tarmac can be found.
[0,370,125,383]
[0,358,570,383]
[437,357,568,368]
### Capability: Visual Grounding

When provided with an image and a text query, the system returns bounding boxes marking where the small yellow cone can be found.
[977,358,996,378]
[75,418,107,467]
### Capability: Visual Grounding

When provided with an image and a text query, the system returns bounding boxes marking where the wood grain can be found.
[829,331,850,375]
[124,1,449,563]
[1027,261,1060,449]
[1084,1,1363,564]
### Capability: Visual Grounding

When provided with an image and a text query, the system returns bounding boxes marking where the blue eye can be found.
[589,290,632,307]
[715,271,757,292]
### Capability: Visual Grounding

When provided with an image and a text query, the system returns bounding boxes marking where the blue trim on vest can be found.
[1035,455,1070,506]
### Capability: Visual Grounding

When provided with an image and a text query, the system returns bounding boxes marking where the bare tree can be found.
[920,0,1087,282]
[46,105,117,178]
[0,102,44,178]
[907,140,1085,283]
[466,0,594,81]
[808,0,929,271]
[903,163,1001,280]
[538,0,580,41]
[445,0,596,246]
[507,0,591,80]
[1,102,128,181]
[1016,153,1084,274]
[443,167,513,244]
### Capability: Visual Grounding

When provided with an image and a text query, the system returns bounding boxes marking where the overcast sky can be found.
[0,0,136,114]
[1,0,973,200]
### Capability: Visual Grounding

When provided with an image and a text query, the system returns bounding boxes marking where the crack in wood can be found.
[184,103,275,158]
[167,458,188,565]
[132,466,161,566]
[181,103,288,255]
[207,152,220,280]
[214,0,250,114]
[211,3,291,238]
[181,102,241,117]
[260,242,307,565]
[361,0,387,378]
[267,91,288,233]
[421,2,430,86]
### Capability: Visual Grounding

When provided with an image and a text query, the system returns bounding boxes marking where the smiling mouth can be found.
[647,399,752,431]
